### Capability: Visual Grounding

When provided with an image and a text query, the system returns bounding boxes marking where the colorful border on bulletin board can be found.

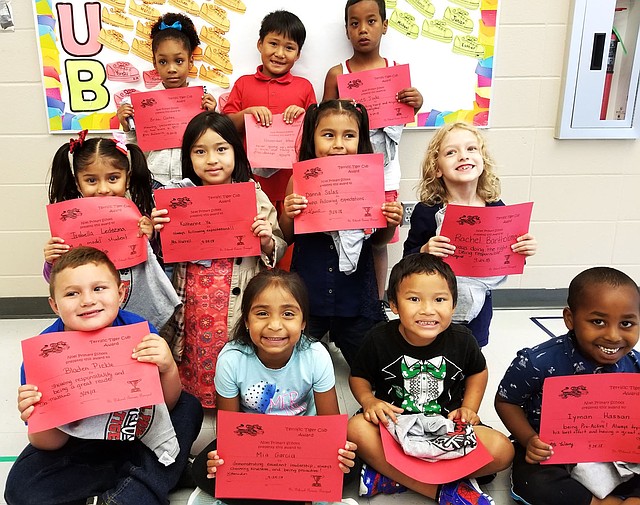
[415,0,497,127]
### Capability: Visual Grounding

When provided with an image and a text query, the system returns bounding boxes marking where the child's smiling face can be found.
[246,285,305,369]
[390,272,455,346]
[49,263,125,332]
[313,113,360,158]
[564,283,640,366]
[436,128,484,188]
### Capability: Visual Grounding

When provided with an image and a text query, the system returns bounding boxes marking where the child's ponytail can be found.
[48,142,81,204]
[298,103,320,162]
[126,143,154,216]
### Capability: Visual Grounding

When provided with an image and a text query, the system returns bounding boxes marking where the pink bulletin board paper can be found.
[337,64,414,129]
[244,113,303,169]
[215,411,347,502]
[153,182,260,263]
[22,322,164,434]
[540,374,640,465]
[439,202,534,277]
[292,153,387,234]
[380,424,493,484]
[130,86,203,151]
[46,196,147,270]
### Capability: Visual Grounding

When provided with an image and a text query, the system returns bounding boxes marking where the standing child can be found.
[323,0,424,307]
[403,122,537,347]
[4,247,203,505]
[222,10,316,207]
[280,99,403,366]
[43,132,181,332]
[349,253,514,503]
[117,12,217,186]
[187,269,358,504]
[153,112,287,408]
[496,266,640,505]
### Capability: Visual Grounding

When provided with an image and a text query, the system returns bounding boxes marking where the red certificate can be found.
[292,153,386,234]
[153,182,260,263]
[540,374,640,464]
[216,411,347,502]
[131,86,203,151]
[244,113,303,169]
[21,322,164,434]
[439,202,534,277]
[47,196,147,270]
[380,425,493,484]
[337,64,414,129]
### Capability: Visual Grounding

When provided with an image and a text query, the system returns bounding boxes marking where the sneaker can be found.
[143,69,162,88]
[97,29,130,54]
[444,7,474,34]
[215,0,246,14]
[86,497,106,505]
[135,20,153,38]
[101,7,133,31]
[107,62,140,83]
[439,478,494,505]
[131,37,153,62]
[358,462,408,497]
[200,26,230,52]
[128,0,160,22]
[509,487,532,505]
[203,46,233,74]
[101,0,125,8]
[452,35,485,59]
[168,0,199,16]
[406,0,435,19]
[200,3,230,33]
[199,65,230,89]
[450,0,480,9]
[422,19,453,43]
[388,9,420,39]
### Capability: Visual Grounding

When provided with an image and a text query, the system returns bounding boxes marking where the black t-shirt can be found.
[351,320,486,416]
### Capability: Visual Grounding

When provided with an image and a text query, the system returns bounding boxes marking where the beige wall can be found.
[1,0,640,299]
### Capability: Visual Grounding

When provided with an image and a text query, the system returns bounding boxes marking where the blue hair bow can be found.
[159,21,182,31]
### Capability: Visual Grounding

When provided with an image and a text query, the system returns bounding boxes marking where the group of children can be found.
[5,1,640,505]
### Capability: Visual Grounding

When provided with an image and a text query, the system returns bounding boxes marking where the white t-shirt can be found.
[214,340,335,415]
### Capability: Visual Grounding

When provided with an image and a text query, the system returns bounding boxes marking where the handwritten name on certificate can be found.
[439,202,533,277]
[216,411,347,502]
[131,86,203,151]
[47,196,147,270]
[21,322,164,434]
[337,64,414,129]
[293,153,386,234]
[244,113,303,169]
[153,182,260,263]
[540,374,640,464]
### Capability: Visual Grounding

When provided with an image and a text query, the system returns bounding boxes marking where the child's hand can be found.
[138,216,153,239]
[421,235,456,257]
[512,233,537,257]
[397,87,424,112]
[337,441,358,474]
[132,334,176,374]
[18,384,42,422]
[252,214,274,251]
[44,237,70,264]
[117,102,134,132]
[448,407,480,426]
[381,201,403,228]
[283,193,307,219]
[361,398,404,426]
[202,93,217,112]
[246,106,273,127]
[206,449,224,479]
[151,207,170,232]
[525,434,553,464]
[282,105,305,124]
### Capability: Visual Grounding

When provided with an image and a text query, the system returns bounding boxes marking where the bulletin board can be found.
[33,0,499,132]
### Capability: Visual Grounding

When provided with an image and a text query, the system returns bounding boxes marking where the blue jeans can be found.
[4,391,203,505]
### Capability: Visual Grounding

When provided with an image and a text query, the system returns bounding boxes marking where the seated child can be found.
[4,247,203,505]
[495,266,640,505]
[348,253,514,504]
